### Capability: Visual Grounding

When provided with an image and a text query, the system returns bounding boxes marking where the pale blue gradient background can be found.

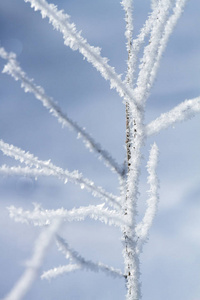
[0,1,200,300]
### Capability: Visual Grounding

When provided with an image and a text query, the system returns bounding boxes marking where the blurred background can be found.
[0,1,200,299]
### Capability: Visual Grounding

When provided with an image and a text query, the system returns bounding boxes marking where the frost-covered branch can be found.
[133,0,187,100]
[0,47,123,176]
[2,219,61,300]
[129,0,163,86]
[146,96,200,136]
[24,0,141,110]
[8,203,125,228]
[121,0,134,86]
[135,0,173,105]
[149,0,188,88]
[121,0,134,172]
[51,235,124,279]
[41,264,81,279]
[136,143,159,253]
[0,140,120,208]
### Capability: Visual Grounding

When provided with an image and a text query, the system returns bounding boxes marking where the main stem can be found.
[124,101,141,300]
[124,49,141,300]
[121,2,142,298]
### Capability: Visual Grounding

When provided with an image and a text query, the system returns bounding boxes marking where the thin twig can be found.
[0,47,124,176]
[0,140,120,208]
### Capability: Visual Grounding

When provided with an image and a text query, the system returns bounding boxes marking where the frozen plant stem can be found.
[122,1,142,299]
[0,0,199,300]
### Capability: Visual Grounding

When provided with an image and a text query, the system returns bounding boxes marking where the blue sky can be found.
[0,1,200,300]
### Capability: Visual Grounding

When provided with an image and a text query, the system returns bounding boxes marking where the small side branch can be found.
[136,143,159,253]
[53,235,124,279]
[0,47,123,176]
[149,0,188,88]
[0,139,120,208]
[146,96,200,137]
[135,0,173,105]
[8,203,125,228]
[130,2,164,85]
[41,264,81,279]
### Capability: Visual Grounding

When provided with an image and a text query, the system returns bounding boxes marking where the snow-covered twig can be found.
[146,96,200,136]
[0,140,120,208]
[135,0,173,105]
[130,1,164,86]
[0,47,123,176]
[2,219,61,300]
[136,143,159,253]
[149,0,188,88]
[8,203,125,228]
[121,0,134,86]
[121,0,134,172]
[52,235,124,279]
[24,0,141,110]
[41,264,81,279]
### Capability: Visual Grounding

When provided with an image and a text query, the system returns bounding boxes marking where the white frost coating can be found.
[0,47,123,176]
[146,96,200,136]
[24,0,140,110]
[149,0,188,88]
[121,0,134,86]
[121,0,134,42]
[135,0,173,105]
[0,140,120,208]
[41,264,81,280]
[0,164,55,178]
[55,235,124,279]
[122,101,144,300]
[2,219,61,300]
[130,2,165,86]
[135,143,159,253]
[8,203,126,228]
[151,0,159,10]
